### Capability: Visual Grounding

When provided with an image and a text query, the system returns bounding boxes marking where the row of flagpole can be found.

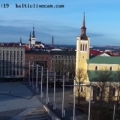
[27,61,116,120]
[28,61,66,117]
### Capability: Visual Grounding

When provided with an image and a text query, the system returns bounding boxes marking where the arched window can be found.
[95,66,98,70]
[80,44,82,51]
[97,87,101,97]
[110,67,112,71]
[113,87,116,96]
[83,44,84,51]
[85,44,87,51]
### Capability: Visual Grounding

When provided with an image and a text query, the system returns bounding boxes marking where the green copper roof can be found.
[87,70,119,82]
[87,56,120,64]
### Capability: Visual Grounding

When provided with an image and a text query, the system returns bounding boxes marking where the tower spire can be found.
[80,12,87,40]
[30,32,31,38]
[20,37,22,43]
[32,26,35,38]
[82,12,85,28]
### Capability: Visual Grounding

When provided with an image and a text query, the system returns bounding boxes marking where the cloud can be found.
[0,24,106,45]
[87,32,105,37]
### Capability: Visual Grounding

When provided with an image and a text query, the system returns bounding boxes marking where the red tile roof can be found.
[90,49,102,56]
[90,49,120,57]
[25,46,30,51]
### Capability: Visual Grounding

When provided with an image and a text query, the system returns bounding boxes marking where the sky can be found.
[0,0,120,46]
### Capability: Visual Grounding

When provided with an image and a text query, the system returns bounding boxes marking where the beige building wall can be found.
[87,64,120,71]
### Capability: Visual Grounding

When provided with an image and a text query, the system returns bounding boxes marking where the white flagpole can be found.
[28,61,31,86]
[73,78,76,120]
[46,69,49,104]
[62,75,65,117]
[41,66,43,98]
[36,64,39,93]
[53,72,56,110]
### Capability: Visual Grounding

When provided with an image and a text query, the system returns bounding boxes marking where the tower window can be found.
[80,44,82,51]
[95,66,98,70]
[83,44,84,51]
[85,44,87,51]
[110,67,112,71]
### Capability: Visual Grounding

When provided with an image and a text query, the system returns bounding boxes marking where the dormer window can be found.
[95,66,98,70]
[110,67,112,71]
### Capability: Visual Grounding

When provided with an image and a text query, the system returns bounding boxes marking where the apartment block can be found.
[0,46,25,78]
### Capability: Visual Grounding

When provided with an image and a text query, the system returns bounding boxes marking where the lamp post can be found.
[41,66,43,98]
[53,72,56,110]
[36,64,39,93]
[62,75,65,117]
[46,69,49,104]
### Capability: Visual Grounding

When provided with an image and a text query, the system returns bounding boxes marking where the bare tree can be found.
[94,68,113,101]
[69,63,75,79]
[90,69,113,120]
[53,61,64,73]
[114,68,120,109]
[75,68,87,105]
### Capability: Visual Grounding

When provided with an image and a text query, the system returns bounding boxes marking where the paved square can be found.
[0,82,43,117]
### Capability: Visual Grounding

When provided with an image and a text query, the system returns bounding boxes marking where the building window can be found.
[95,66,98,70]
[110,67,112,71]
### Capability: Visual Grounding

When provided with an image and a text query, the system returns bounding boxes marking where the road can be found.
[0,82,52,120]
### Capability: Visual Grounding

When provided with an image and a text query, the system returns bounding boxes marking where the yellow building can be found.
[76,13,120,101]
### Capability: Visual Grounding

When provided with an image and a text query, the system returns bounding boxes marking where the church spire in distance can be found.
[80,12,87,40]
[32,25,35,38]
[20,37,22,43]
[30,31,31,38]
